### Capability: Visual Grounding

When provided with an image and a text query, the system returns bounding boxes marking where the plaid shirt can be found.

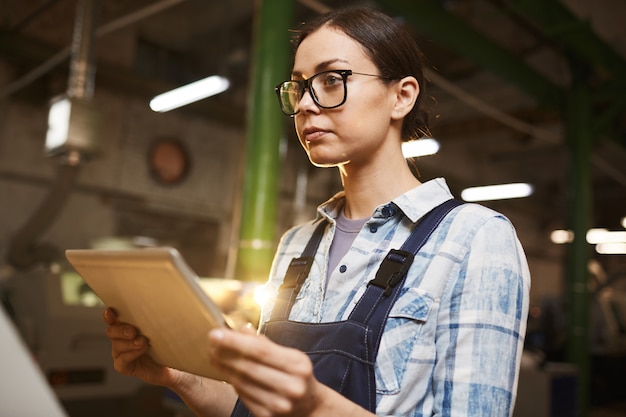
[261,178,530,416]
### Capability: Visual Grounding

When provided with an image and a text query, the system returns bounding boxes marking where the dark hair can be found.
[293,7,430,141]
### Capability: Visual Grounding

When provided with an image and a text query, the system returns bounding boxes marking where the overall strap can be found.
[269,220,327,321]
[348,198,463,326]
[269,199,462,323]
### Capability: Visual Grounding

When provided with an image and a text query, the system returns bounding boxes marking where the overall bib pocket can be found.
[375,289,436,394]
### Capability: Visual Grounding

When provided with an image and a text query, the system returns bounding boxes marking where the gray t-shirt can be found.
[327,209,368,282]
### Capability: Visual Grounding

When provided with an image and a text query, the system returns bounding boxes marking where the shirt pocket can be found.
[375,288,437,395]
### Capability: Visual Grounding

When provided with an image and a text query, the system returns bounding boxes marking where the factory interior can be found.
[0,0,625,416]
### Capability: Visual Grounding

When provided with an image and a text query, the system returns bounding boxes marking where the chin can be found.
[305,147,350,168]
[307,155,350,168]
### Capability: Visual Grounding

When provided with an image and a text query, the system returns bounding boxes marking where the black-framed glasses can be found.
[274,69,390,116]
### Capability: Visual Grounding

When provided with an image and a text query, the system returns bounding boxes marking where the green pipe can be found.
[377,0,562,109]
[565,61,592,417]
[235,0,294,282]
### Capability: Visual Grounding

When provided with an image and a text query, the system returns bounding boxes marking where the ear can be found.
[390,76,419,121]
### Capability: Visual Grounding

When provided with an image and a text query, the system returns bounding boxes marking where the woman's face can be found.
[292,26,399,169]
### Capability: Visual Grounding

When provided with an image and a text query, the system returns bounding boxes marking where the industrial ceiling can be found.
[1,0,626,262]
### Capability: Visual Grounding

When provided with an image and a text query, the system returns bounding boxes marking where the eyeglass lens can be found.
[277,71,347,115]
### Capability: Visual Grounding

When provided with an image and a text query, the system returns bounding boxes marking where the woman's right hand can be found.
[102,307,180,387]
[103,308,238,417]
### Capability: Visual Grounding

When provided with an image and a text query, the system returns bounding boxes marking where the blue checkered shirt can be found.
[260,178,530,416]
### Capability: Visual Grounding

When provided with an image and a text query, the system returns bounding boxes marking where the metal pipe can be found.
[67,0,98,100]
[425,68,560,144]
[6,0,99,269]
[234,0,294,281]
[0,0,189,99]
[6,164,81,268]
[378,0,563,109]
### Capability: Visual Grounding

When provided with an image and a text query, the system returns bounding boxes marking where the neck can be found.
[338,152,421,219]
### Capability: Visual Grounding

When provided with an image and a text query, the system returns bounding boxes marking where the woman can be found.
[104,7,530,417]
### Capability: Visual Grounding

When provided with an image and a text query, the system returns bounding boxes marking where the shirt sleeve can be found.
[433,214,531,417]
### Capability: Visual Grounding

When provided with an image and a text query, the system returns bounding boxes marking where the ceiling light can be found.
[461,183,534,202]
[550,229,574,244]
[586,228,626,244]
[149,75,230,112]
[596,242,626,255]
[402,138,440,158]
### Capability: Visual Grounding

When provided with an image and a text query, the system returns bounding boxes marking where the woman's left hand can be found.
[207,325,325,417]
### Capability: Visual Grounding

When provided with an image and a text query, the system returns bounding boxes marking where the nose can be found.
[297,87,319,113]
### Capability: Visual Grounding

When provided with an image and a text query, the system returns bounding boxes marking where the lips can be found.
[301,127,329,142]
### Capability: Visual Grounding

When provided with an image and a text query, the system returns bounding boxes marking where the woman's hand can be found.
[103,308,368,417]
[102,307,181,387]
[208,326,355,417]
[103,308,238,417]
[208,325,320,416]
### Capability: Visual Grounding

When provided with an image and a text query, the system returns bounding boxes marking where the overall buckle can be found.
[368,249,414,297]
[282,256,314,290]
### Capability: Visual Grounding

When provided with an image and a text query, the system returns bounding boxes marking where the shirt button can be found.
[339,265,347,273]
[369,225,378,233]
[381,206,394,217]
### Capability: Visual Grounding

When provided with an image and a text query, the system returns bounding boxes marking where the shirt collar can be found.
[391,178,455,223]
[316,178,455,224]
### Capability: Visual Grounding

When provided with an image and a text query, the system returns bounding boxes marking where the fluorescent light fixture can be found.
[46,97,71,150]
[149,75,230,112]
[586,228,626,244]
[596,242,626,255]
[461,182,534,202]
[550,229,574,244]
[402,138,440,158]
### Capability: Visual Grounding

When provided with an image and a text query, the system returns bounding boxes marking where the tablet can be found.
[65,247,228,381]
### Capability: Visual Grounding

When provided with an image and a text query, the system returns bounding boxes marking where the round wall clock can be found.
[148,137,190,186]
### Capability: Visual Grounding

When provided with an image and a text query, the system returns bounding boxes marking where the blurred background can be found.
[0,0,625,416]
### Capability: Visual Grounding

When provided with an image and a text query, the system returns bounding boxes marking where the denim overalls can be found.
[230,199,461,416]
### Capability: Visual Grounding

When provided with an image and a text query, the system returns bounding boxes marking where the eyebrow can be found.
[292,58,350,79]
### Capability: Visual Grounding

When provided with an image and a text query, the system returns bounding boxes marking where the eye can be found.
[320,72,343,87]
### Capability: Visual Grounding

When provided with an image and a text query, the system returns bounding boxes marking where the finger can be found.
[220,354,309,398]
[238,384,296,417]
[112,347,150,376]
[113,341,147,362]
[221,354,315,417]
[102,307,119,324]
[208,331,313,396]
[210,329,309,373]
[106,323,140,340]
[111,336,147,356]
[212,352,307,417]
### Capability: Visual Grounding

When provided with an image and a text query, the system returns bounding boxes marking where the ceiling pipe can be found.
[66,0,98,102]
[425,68,561,144]
[377,0,563,109]
[501,0,626,80]
[6,0,99,270]
[373,1,626,188]
[0,0,189,99]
